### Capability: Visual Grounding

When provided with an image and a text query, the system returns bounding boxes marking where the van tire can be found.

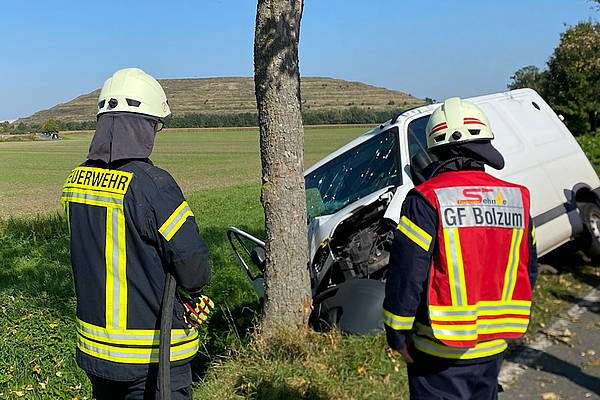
[577,202,600,263]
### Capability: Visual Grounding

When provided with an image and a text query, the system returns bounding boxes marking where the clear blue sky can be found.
[0,0,597,121]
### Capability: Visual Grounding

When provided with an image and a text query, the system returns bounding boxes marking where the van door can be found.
[476,98,573,254]
[383,114,434,223]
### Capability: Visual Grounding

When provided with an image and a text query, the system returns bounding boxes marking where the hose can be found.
[159,272,177,400]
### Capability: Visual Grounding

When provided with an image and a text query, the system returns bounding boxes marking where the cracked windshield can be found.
[305,128,400,219]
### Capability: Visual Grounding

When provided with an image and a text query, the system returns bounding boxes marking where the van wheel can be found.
[577,202,600,263]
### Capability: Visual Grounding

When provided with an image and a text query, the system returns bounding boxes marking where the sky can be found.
[0,0,598,122]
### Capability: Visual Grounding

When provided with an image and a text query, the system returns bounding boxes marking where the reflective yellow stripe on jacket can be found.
[62,167,133,331]
[382,309,415,330]
[159,201,194,241]
[76,319,199,364]
[412,322,507,360]
[397,216,432,251]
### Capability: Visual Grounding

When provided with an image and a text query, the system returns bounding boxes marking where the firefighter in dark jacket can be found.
[61,68,213,400]
[383,98,538,399]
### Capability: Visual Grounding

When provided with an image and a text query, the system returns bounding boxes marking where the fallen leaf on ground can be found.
[315,363,327,371]
[290,377,307,387]
[541,392,561,400]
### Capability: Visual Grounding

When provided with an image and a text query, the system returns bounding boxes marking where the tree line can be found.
[1,107,412,133]
[508,20,599,135]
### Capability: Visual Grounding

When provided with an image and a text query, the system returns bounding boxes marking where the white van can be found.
[227,88,600,334]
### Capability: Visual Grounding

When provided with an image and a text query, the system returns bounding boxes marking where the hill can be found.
[15,77,425,125]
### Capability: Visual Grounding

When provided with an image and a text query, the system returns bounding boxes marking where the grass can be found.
[0,128,600,399]
[0,127,365,218]
[196,328,408,400]
[0,127,365,399]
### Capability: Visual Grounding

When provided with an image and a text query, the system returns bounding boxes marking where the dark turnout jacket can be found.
[62,158,211,380]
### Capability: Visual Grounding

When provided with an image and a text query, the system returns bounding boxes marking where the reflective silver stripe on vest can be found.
[430,304,531,317]
[504,228,523,300]
[431,327,477,336]
[446,228,464,307]
[477,322,529,330]
[61,190,123,205]
[432,322,529,336]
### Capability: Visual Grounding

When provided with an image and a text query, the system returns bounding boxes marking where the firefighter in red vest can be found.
[383,97,538,399]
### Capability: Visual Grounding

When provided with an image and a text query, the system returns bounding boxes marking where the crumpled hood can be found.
[88,112,158,163]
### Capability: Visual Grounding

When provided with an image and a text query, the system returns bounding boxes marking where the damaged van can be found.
[227,88,600,335]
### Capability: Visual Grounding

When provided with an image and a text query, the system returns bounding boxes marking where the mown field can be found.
[0,129,599,399]
[0,128,361,218]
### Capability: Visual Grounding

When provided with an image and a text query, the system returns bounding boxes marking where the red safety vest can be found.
[415,170,532,347]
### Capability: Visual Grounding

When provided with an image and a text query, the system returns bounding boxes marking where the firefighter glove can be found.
[177,288,215,328]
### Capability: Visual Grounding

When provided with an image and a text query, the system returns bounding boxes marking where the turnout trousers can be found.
[86,363,193,400]
[407,351,504,400]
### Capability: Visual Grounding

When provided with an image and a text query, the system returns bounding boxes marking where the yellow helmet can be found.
[425,97,493,150]
[97,68,171,119]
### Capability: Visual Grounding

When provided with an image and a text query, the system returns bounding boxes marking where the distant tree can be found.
[509,21,600,134]
[254,0,312,334]
[41,119,60,134]
[16,122,28,133]
[544,21,600,133]
[507,65,546,93]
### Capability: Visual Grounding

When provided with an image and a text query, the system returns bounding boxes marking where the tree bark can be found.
[254,0,312,333]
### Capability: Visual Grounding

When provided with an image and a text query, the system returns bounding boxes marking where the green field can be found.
[0,128,364,218]
[1,128,600,399]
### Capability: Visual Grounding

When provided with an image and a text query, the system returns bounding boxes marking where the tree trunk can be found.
[254,0,311,333]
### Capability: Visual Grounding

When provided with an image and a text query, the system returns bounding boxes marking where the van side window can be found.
[407,116,437,184]
[305,127,401,219]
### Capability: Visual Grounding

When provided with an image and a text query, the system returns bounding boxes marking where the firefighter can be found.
[383,98,538,399]
[61,68,213,400]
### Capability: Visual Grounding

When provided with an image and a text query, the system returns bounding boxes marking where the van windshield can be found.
[305,128,400,220]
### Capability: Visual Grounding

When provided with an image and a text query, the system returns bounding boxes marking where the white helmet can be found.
[97,68,171,119]
[425,97,493,150]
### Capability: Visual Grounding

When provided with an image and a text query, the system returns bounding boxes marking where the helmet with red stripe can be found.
[425,97,494,150]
